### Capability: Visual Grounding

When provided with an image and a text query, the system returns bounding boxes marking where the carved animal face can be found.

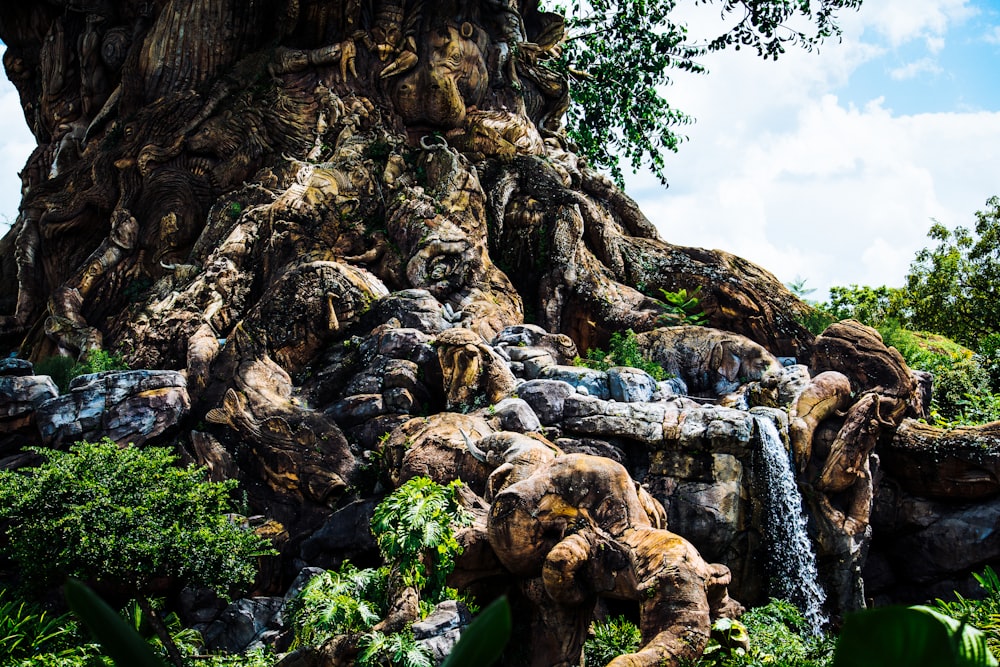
[391,24,488,130]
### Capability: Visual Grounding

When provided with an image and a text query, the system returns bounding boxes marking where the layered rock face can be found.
[1,1,998,665]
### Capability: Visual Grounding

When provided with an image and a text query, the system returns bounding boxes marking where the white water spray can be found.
[753,413,828,629]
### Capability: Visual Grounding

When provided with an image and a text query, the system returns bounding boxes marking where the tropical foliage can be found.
[290,477,473,664]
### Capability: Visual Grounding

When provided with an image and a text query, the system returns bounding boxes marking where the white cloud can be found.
[625,19,1000,300]
[889,57,944,80]
[0,88,34,234]
[925,35,946,53]
[862,0,977,46]
[985,25,1000,44]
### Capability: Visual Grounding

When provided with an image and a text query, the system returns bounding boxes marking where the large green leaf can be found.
[440,596,511,667]
[64,579,166,667]
[834,605,998,667]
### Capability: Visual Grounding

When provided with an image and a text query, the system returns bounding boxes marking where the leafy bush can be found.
[933,566,1000,660]
[291,564,388,647]
[873,323,1000,426]
[291,478,472,656]
[371,477,471,601]
[0,439,271,595]
[932,358,993,421]
[696,599,833,667]
[31,355,77,394]
[583,616,642,666]
[977,334,1000,393]
[32,349,130,393]
[574,329,668,381]
[658,287,708,326]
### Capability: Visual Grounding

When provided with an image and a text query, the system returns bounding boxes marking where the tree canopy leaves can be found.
[546,0,864,183]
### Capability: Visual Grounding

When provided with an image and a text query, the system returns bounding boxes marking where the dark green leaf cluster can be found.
[0,439,273,597]
[833,605,997,667]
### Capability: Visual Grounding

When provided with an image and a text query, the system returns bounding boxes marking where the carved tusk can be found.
[420,134,449,151]
[160,260,179,270]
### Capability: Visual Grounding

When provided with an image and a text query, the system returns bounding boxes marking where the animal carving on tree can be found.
[0,1,893,664]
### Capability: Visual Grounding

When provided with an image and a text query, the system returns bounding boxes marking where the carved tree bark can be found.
[0,0,813,365]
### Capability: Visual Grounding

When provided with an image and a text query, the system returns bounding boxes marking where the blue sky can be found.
[626,0,1000,298]
[3,0,1000,299]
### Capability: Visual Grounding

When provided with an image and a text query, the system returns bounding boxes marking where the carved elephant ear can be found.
[710,340,742,383]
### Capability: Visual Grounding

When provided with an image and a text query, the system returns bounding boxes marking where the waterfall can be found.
[753,413,828,630]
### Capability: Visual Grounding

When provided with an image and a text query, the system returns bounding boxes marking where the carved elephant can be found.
[638,326,781,397]
[487,453,742,667]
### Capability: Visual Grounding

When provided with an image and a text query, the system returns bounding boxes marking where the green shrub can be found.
[933,566,1000,660]
[32,355,78,394]
[977,334,1000,393]
[583,616,642,666]
[574,329,667,381]
[658,286,708,326]
[371,477,471,602]
[875,323,1000,426]
[291,564,388,647]
[32,349,130,393]
[0,439,271,595]
[291,478,472,656]
[696,599,834,667]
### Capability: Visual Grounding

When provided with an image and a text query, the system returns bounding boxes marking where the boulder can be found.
[0,374,59,432]
[413,600,473,663]
[538,365,610,399]
[607,366,658,403]
[199,597,284,653]
[516,379,576,425]
[35,370,189,447]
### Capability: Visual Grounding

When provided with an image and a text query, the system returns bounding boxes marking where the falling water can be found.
[753,413,828,629]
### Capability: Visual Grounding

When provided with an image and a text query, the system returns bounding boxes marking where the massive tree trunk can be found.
[0,0,813,366]
[0,2,818,661]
